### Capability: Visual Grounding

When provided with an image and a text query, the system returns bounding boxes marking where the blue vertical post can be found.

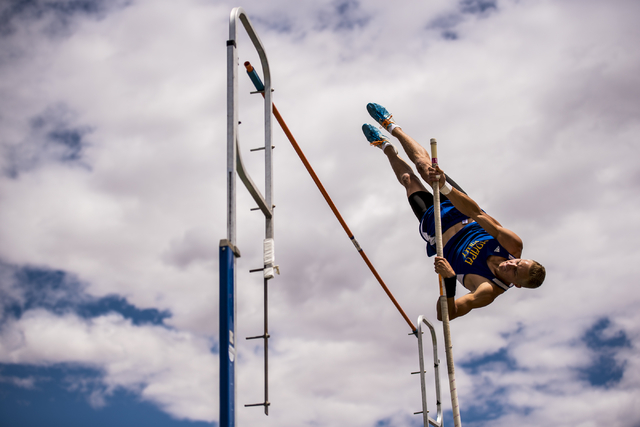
[223,6,240,426]
[219,240,236,427]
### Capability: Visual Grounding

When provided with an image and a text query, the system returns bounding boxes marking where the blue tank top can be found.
[444,222,515,291]
[419,202,515,291]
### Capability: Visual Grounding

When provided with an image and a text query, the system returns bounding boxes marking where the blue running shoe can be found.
[366,103,395,131]
[362,124,396,153]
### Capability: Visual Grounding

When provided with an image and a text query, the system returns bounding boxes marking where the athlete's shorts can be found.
[407,175,466,221]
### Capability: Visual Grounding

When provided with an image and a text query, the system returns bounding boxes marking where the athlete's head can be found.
[498,259,546,288]
[525,260,546,288]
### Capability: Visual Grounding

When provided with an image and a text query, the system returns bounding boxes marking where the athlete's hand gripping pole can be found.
[430,139,462,427]
[244,62,416,334]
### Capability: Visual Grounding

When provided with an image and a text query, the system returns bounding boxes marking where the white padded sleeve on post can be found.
[263,238,275,279]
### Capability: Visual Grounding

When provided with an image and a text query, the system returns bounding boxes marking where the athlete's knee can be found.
[400,172,414,187]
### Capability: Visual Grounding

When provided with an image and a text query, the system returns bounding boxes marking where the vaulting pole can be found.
[244,61,416,334]
[430,139,462,427]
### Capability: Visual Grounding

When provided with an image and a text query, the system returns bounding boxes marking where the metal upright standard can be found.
[221,7,274,427]
[430,139,462,427]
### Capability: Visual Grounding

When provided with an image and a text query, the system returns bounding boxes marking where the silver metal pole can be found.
[430,138,462,427]
[221,10,240,427]
[259,19,274,415]
[227,12,238,246]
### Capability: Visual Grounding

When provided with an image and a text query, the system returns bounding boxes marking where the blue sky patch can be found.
[374,414,421,427]
[426,13,462,40]
[1,261,172,326]
[28,106,92,164]
[442,30,459,40]
[0,364,215,427]
[457,348,533,424]
[461,393,507,423]
[4,105,92,178]
[253,15,294,35]
[460,347,517,375]
[252,1,369,38]
[45,127,85,162]
[327,0,369,31]
[460,0,498,16]
[463,401,533,427]
[0,0,128,37]
[427,0,498,40]
[77,296,172,326]
[578,317,631,388]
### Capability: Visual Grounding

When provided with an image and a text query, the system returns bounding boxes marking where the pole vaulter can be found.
[244,61,417,334]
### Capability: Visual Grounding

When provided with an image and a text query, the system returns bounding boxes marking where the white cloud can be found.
[1,0,640,426]
[0,308,217,421]
[0,373,37,389]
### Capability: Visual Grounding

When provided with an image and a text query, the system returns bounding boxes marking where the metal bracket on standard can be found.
[414,315,443,427]
[219,239,241,258]
[244,401,270,410]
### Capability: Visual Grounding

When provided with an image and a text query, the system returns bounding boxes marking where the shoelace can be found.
[379,114,394,130]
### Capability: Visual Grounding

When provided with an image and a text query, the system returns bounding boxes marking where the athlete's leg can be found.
[382,144,438,222]
[382,144,429,197]
[362,123,428,197]
[390,127,433,182]
[366,103,467,195]
[366,103,434,183]
[391,127,468,196]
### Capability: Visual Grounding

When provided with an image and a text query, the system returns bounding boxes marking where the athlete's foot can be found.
[366,103,398,133]
[362,124,398,154]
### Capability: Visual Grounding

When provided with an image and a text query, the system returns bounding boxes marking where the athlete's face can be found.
[498,259,533,287]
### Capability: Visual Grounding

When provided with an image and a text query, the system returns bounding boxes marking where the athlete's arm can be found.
[434,256,500,320]
[436,282,500,320]
[427,165,523,257]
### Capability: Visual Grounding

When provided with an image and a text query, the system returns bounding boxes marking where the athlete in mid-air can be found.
[361,103,545,320]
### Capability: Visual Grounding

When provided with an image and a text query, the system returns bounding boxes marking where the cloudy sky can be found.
[1,0,639,426]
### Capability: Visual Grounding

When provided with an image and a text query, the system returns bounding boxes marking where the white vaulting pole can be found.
[430,138,462,427]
